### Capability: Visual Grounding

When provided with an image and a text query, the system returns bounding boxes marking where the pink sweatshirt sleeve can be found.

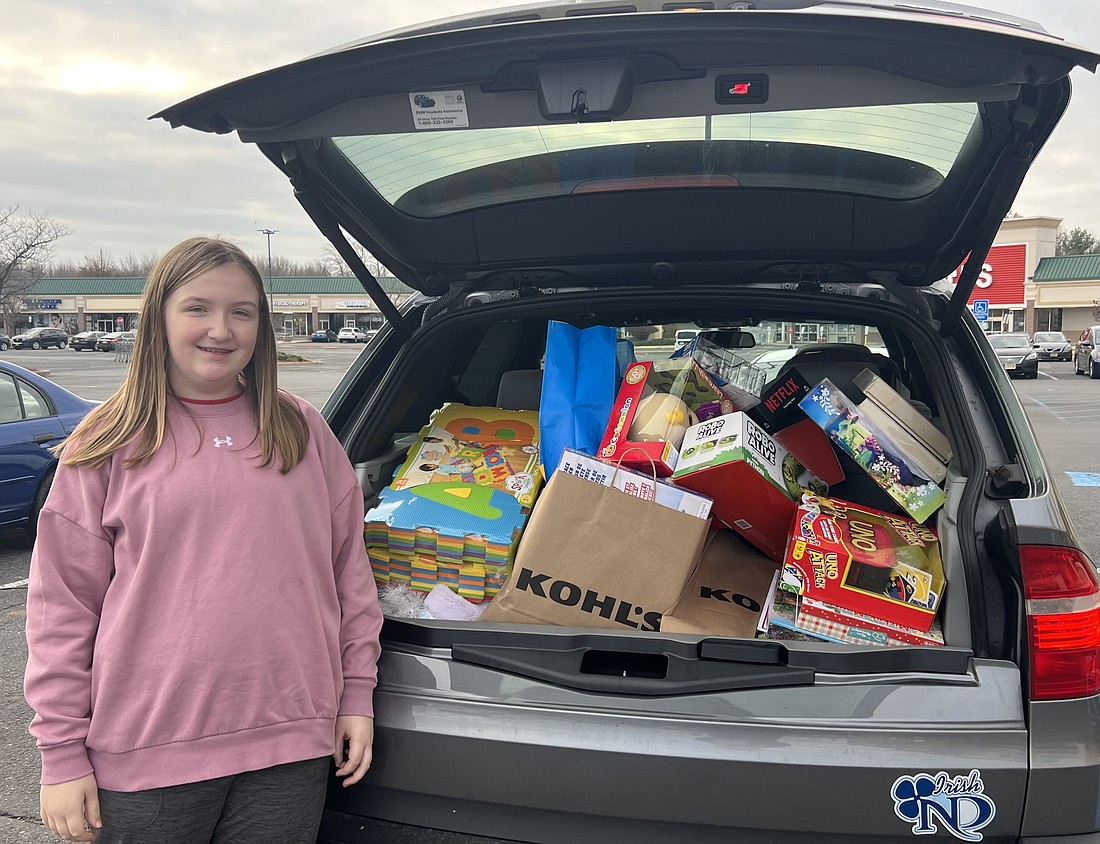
[24,461,114,785]
[304,401,383,717]
[330,483,384,716]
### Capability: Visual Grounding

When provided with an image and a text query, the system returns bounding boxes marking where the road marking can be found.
[1038,370,1058,380]
[1026,396,1068,422]
[1066,472,1100,487]
[0,578,29,589]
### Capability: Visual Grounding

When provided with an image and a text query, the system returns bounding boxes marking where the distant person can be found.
[24,237,383,843]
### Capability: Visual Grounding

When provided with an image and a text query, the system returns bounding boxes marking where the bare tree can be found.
[319,242,389,278]
[0,206,71,335]
[118,251,161,277]
[78,250,120,277]
[45,259,81,278]
[249,253,332,278]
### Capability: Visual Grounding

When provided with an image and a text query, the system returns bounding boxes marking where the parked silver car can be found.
[159,2,1100,841]
[1074,325,1100,378]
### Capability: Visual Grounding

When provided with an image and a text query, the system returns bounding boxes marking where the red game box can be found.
[781,494,945,632]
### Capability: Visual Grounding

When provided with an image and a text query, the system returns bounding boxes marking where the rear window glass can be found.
[989,334,1029,348]
[334,103,979,217]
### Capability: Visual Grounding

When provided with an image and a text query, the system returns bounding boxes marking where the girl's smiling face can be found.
[164,263,260,400]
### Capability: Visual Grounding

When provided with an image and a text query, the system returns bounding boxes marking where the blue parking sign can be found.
[972,299,989,321]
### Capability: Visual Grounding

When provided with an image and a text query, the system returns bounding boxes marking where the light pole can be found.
[258,228,277,331]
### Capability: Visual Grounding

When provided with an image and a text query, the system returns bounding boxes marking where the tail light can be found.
[1020,545,1100,701]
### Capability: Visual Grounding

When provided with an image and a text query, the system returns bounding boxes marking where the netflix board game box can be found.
[781,493,945,632]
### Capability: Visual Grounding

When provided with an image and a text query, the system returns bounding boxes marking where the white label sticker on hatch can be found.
[409,91,469,129]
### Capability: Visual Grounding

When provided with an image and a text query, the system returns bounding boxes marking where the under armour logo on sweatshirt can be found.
[212,436,233,448]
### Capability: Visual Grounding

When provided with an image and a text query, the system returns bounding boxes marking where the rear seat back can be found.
[496,369,544,411]
[774,343,903,400]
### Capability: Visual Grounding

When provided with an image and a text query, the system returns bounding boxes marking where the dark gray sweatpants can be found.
[93,757,330,844]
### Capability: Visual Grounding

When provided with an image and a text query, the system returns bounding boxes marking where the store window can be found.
[1034,308,1063,332]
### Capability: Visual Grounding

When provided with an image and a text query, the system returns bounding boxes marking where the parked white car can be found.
[337,326,368,343]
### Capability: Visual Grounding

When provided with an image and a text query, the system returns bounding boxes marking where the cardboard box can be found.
[748,367,844,486]
[662,530,780,638]
[390,404,543,508]
[799,379,945,522]
[782,494,945,632]
[749,366,815,433]
[773,418,845,486]
[767,589,944,647]
[851,369,952,485]
[796,595,944,646]
[672,412,825,561]
[556,448,713,518]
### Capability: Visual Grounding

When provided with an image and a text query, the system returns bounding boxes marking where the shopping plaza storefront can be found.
[14,221,1099,336]
[942,216,1054,335]
[14,276,416,337]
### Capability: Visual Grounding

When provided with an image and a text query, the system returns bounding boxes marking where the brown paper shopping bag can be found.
[481,470,710,631]
[662,529,781,638]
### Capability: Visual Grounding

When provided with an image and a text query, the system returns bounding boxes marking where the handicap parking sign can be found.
[972,299,989,321]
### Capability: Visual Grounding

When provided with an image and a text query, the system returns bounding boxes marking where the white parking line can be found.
[0,578,29,590]
[1039,370,1058,380]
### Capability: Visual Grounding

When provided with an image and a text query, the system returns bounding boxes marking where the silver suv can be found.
[159,3,1100,841]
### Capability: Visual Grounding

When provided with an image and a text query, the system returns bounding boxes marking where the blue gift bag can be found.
[539,321,619,478]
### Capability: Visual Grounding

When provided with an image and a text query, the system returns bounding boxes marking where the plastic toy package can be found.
[599,356,755,476]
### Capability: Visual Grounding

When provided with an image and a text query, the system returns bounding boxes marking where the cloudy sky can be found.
[5,1,1099,270]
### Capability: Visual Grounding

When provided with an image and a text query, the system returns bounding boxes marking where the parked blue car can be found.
[0,361,97,537]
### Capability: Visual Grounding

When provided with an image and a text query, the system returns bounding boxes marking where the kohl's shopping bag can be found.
[480,469,710,631]
[539,321,618,478]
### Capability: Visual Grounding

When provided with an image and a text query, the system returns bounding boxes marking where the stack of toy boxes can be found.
[797,373,949,524]
[772,493,946,644]
[364,404,543,602]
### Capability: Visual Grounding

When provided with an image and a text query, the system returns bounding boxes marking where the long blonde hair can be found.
[60,237,310,473]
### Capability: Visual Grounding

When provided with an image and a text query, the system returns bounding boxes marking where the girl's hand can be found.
[333,715,375,788]
[41,774,101,841]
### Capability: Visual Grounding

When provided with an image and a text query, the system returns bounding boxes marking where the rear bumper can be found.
[1006,359,1039,376]
[323,652,1030,842]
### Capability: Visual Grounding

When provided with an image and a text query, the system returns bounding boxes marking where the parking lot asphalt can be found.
[0,350,1095,842]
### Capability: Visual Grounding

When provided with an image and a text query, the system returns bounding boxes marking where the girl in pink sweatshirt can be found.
[24,237,383,843]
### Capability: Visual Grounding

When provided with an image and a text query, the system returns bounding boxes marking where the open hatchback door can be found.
[156,3,1100,842]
